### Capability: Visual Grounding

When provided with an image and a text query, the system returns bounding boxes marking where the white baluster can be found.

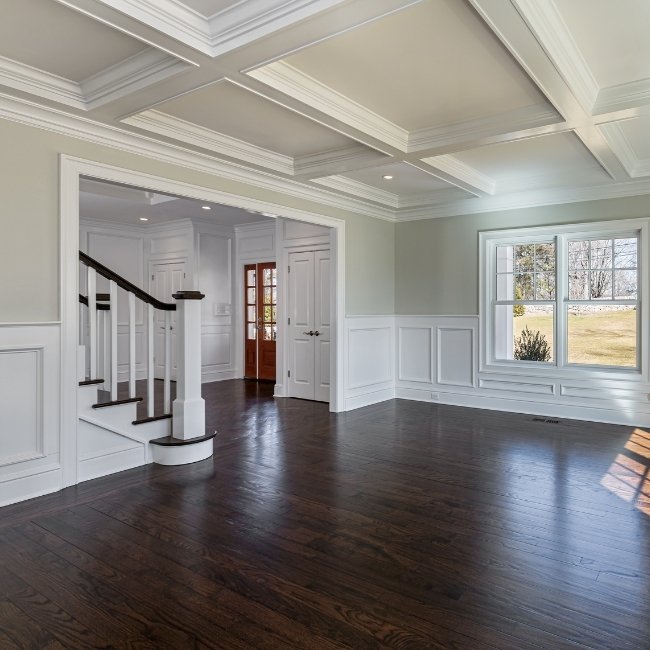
[88,267,97,380]
[128,292,136,399]
[147,303,154,418]
[164,310,171,413]
[102,309,110,390]
[110,280,118,401]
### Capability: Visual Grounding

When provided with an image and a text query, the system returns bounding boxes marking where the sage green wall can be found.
[395,195,650,315]
[0,118,394,322]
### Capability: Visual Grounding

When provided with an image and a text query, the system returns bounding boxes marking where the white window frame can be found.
[479,218,649,381]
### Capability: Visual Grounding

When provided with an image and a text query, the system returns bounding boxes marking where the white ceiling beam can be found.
[413,157,495,197]
[469,0,631,182]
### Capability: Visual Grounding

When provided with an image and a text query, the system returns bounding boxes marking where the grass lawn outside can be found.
[515,308,637,367]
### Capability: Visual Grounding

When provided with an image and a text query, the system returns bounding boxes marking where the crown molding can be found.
[0,48,192,112]
[96,0,347,58]
[0,92,396,221]
[123,109,294,175]
[234,221,277,233]
[600,122,650,179]
[407,104,562,153]
[81,49,194,109]
[0,55,85,109]
[312,175,399,207]
[92,0,212,55]
[599,123,639,177]
[396,176,650,221]
[512,0,599,113]
[594,78,650,117]
[419,155,496,196]
[248,60,409,151]
[205,0,346,57]
[293,144,387,178]
[3,84,650,227]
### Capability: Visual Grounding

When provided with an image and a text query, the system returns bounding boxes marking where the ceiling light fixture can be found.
[139,217,149,221]
[201,205,211,210]
[382,174,394,180]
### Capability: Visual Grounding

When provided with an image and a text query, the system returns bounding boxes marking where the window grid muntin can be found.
[495,241,556,302]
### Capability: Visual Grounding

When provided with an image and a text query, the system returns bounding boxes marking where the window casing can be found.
[481,219,648,378]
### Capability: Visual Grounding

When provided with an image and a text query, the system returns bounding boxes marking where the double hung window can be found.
[483,221,645,373]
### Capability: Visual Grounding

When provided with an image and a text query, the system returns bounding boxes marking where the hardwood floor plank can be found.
[1,379,650,649]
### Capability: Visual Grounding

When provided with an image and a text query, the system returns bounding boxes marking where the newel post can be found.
[172,291,205,440]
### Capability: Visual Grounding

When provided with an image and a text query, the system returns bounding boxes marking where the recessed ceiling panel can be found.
[0,0,147,82]
[554,0,650,88]
[450,132,610,192]
[343,162,461,195]
[158,81,359,157]
[280,0,547,130]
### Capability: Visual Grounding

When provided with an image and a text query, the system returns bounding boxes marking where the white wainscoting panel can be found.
[437,327,475,387]
[398,327,433,383]
[345,316,395,410]
[0,324,61,507]
[394,315,650,427]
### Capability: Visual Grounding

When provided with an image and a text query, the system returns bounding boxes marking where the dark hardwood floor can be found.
[2,380,650,649]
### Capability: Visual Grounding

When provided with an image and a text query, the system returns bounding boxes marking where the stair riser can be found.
[152,438,213,466]
[78,384,101,411]
[84,402,139,428]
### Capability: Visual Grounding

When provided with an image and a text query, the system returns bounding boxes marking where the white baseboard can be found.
[202,368,236,383]
[345,387,395,411]
[395,386,650,428]
[0,465,62,508]
[78,444,145,483]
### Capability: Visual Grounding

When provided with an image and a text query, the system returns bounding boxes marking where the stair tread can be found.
[132,413,172,425]
[92,397,142,409]
[150,432,216,447]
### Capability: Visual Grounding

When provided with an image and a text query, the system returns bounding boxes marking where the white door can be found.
[150,260,186,380]
[287,249,330,402]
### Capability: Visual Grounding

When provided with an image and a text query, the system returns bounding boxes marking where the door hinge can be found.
[287,317,291,325]
[287,370,291,378]
[151,274,154,281]
[184,272,186,278]
[288,265,290,273]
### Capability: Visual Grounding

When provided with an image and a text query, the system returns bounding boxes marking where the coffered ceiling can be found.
[3,0,650,221]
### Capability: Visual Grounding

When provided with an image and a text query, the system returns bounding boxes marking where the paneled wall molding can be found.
[343,314,650,426]
[0,324,62,507]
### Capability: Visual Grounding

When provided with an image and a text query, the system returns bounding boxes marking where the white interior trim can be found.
[61,154,346,484]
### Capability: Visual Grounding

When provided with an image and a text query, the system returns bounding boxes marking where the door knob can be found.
[314,330,320,336]
[303,330,314,336]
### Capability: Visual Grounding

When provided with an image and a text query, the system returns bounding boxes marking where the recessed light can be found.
[139,217,149,221]
[201,205,211,210]
[382,174,394,180]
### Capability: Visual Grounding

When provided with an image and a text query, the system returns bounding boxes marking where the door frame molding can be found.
[61,155,346,484]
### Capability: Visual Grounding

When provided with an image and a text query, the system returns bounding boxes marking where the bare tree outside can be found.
[568,238,637,300]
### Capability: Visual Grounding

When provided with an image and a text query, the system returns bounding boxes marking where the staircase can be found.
[78,251,214,482]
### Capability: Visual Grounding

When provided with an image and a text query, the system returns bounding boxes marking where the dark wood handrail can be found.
[79,251,176,311]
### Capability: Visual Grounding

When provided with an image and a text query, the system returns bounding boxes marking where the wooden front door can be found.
[244,262,277,381]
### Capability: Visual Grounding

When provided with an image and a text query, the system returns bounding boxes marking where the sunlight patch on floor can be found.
[601,429,650,515]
